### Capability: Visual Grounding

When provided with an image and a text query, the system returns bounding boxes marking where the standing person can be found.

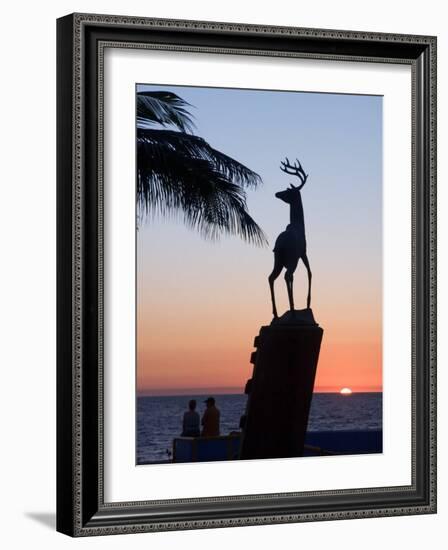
[201,397,220,437]
[181,399,200,437]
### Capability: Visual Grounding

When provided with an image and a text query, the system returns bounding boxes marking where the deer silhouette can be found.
[269,157,312,318]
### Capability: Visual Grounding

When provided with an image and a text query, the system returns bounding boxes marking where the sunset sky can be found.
[136,84,382,395]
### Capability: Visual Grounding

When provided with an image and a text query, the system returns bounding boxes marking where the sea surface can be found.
[137,392,382,464]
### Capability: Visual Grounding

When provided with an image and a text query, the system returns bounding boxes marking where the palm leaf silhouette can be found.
[137,91,196,133]
[137,91,267,246]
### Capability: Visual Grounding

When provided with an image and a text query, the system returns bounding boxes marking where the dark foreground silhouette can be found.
[269,157,312,318]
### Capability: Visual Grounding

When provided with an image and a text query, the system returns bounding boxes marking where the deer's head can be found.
[276,157,308,203]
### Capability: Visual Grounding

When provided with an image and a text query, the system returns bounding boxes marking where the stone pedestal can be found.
[239,309,323,460]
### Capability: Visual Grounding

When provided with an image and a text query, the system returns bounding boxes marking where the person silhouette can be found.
[181,399,200,437]
[201,397,220,437]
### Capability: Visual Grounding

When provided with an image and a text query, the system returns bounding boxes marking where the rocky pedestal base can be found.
[239,309,323,460]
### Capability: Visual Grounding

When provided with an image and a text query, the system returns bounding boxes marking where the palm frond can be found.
[137,91,195,133]
[137,129,267,246]
[138,128,262,188]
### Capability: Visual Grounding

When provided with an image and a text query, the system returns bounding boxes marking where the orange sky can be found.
[136,219,382,395]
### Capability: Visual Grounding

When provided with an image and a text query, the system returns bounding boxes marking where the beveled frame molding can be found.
[57,13,436,536]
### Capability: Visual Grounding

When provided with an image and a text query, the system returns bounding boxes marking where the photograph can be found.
[135,83,383,465]
[54,9,436,537]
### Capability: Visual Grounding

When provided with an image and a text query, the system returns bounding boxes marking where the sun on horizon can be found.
[340,387,353,395]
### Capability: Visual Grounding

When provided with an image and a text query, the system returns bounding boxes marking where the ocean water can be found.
[137,392,382,464]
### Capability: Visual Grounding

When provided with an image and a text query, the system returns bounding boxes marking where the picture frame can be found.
[56,13,437,536]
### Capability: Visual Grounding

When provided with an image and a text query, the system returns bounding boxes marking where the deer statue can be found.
[269,157,312,318]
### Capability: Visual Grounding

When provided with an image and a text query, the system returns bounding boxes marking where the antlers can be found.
[280,157,308,189]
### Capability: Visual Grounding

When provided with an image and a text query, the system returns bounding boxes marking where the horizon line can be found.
[137,386,383,397]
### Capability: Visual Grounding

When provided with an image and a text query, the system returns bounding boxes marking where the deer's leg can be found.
[268,258,282,318]
[285,269,294,311]
[302,254,312,309]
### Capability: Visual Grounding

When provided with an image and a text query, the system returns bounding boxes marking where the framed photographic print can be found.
[56,13,437,536]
